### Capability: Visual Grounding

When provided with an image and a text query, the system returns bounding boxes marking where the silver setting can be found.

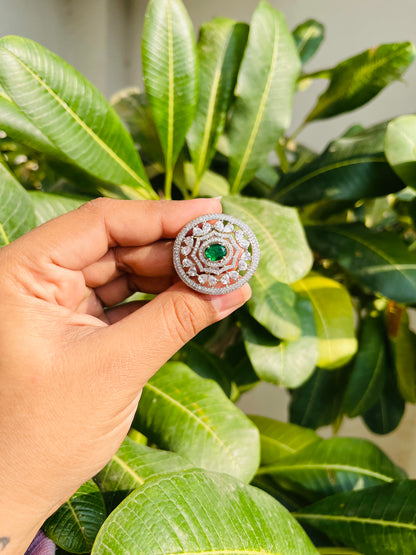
[173,213,260,295]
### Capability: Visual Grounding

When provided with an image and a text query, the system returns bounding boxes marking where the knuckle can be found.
[165,294,205,345]
[81,197,113,214]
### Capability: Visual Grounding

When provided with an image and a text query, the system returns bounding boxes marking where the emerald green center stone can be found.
[204,243,227,262]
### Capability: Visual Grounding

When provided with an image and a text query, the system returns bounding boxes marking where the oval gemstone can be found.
[204,243,227,262]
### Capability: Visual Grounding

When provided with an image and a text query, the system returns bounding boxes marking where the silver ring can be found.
[173,213,260,295]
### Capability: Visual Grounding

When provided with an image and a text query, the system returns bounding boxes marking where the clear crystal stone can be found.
[214,221,224,232]
[188,267,197,277]
[220,274,230,285]
[223,223,234,233]
[198,274,208,285]
[202,222,211,234]
[241,251,251,260]
[182,258,192,267]
[208,276,217,286]
[181,246,191,256]
[193,226,203,236]
[239,260,248,271]
[229,271,239,281]
[184,236,194,247]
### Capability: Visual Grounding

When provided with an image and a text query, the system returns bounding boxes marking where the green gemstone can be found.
[204,243,227,262]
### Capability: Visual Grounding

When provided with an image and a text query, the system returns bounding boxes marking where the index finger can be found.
[15,198,222,270]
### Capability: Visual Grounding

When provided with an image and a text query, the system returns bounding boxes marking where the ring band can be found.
[173,213,260,295]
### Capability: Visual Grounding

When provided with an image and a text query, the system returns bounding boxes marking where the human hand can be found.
[0,198,250,553]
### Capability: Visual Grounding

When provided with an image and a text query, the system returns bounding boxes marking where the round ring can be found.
[173,213,260,295]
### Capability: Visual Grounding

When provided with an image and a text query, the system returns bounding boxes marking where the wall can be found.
[1,0,416,472]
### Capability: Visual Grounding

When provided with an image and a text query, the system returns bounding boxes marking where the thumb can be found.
[86,282,251,386]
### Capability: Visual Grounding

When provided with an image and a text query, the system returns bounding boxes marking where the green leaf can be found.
[260,437,406,498]
[111,87,164,165]
[92,469,319,555]
[0,36,156,200]
[292,274,357,369]
[290,367,350,429]
[43,479,106,554]
[227,1,300,193]
[179,162,230,197]
[249,415,320,466]
[248,274,301,340]
[390,308,416,403]
[0,94,58,156]
[306,223,416,303]
[241,299,318,388]
[362,359,405,435]
[0,156,35,245]
[142,0,197,197]
[295,480,416,555]
[29,191,89,225]
[385,115,416,189]
[224,340,260,398]
[95,437,194,510]
[306,42,415,121]
[292,19,325,65]
[178,341,232,397]
[274,123,405,206]
[343,315,388,417]
[222,196,313,283]
[187,18,248,188]
[134,361,260,483]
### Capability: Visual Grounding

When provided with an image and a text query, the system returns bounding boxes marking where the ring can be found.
[173,213,260,295]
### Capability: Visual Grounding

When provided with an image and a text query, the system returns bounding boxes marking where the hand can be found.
[0,198,250,553]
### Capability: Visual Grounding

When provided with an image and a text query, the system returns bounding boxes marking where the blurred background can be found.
[1,0,415,472]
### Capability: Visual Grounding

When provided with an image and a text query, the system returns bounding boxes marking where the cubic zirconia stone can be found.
[214,221,224,232]
[193,227,203,236]
[182,258,192,267]
[229,271,239,281]
[202,222,211,234]
[223,223,234,233]
[188,267,197,277]
[184,236,194,247]
[239,260,248,271]
[208,276,217,286]
[198,274,208,285]
[241,251,251,260]
[220,274,230,285]
[204,244,227,262]
[181,246,191,256]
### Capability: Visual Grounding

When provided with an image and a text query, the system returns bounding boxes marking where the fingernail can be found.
[209,284,251,315]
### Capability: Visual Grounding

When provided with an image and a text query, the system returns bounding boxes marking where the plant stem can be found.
[287,122,306,143]
[191,175,201,199]
[276,139,289,173]
[164,167,173,200]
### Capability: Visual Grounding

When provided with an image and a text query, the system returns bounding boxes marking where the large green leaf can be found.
[92,469,319,555]
[247,273,301,340]
[362,359,405,435]
[222,196,312,283]
[0,36,156,200]
[142,0,197,197]
[305,42,415,121]
[111,87,164,165]
[227,1,300,193]
[187,18,248,190]
[343,315,388,417]
[292,274,357,369]
[390,308,416,403]
[385,115,416,188]
[95,437,193,510]
[0,157,35,245]
[274,123,405,206]
[306,223,416,303]
[295,480,416,555]
[134,361,259,483]
[259,437,406,498]
[43,479,106,554]
[290,367,350,430]
[292,19,325,66]
[241,299,318,388]
[29,191,88,225]
[0,94,58,156]
[249,416,320,466]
